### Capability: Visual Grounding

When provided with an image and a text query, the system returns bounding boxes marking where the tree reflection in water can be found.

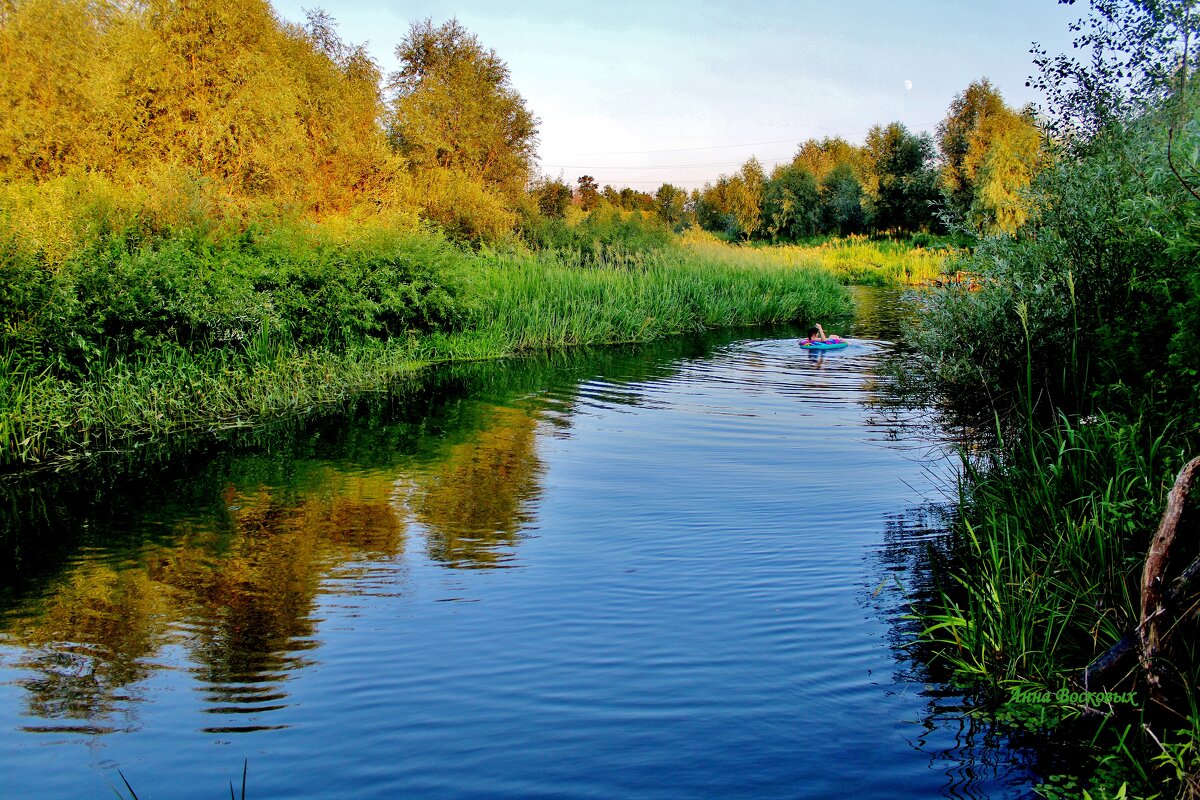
[0,336,701,734]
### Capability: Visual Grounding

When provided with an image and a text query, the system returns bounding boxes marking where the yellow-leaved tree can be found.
[937,79,1046,235]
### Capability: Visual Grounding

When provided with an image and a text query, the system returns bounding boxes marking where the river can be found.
[0,287,1035,798]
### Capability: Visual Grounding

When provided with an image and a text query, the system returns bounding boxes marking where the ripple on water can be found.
[0,300,1035,799]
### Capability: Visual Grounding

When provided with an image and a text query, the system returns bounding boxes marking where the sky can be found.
[271,0,1080,191]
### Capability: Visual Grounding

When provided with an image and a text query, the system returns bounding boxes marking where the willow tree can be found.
[792,136,869,184]
[762,163,820,240]
[0,0,106,180]
[387,18,539,204]
[0,0,396,215]
[726,157,765,239]
[938,79,1045,233]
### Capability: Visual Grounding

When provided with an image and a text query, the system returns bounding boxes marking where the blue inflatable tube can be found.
[800,340,849,351]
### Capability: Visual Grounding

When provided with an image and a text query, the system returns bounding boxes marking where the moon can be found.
[904,79,913,91]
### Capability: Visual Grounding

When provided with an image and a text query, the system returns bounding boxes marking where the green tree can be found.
[654,183,687,229]
[387,18,539,201]
[761,164,820,240]
[726,157,765,239]
[819,163,867,235]
[529,175,572,218]
[793,136,869,184]
[864,122,940,232]
[576,175,600,210]
[938,79,1010,220]
[938,79,1045,233]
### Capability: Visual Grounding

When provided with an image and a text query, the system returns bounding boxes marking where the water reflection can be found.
[411,406,542,568]
[0,292,1041,798]
[0,334,750,735]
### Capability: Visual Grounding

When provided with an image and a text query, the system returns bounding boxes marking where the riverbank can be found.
[904,99,1200,797]
[0,228,850,471]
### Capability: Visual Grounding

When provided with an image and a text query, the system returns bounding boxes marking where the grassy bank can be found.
[0,228,849,470]
[918,411,1199,797]
[681,230,956,286]
[906,101,1200,797]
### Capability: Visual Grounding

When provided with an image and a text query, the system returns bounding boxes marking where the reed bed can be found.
[0,243,849,470]
[918,408,1198,795]
[681,232,954,286]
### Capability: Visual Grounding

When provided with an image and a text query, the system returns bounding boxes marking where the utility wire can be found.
[540,137,802,156]
[542,156,793,170]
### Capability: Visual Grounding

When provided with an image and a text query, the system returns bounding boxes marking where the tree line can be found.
[528,78,1046,243]
[0,0,1044,251]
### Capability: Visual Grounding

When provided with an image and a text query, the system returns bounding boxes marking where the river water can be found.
[0,288,1035,798]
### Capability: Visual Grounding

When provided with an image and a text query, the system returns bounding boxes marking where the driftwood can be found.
[1083,456,1200,695]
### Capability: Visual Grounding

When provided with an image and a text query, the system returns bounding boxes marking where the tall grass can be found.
[923,412,1180,684]
[681,230,955,286]
[0,233,849,470]
[448,246,849,352]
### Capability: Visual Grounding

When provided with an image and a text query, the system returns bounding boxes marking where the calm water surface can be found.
[0,288,1034,798]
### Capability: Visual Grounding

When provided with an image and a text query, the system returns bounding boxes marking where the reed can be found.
[0,239,849,470]
[917,408,1198,796]
[680,230,954,286]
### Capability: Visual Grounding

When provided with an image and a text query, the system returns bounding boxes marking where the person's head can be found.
[806,326,819,339]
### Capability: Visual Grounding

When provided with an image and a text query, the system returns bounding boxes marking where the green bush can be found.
[0,225,465,372]
[520,206,675,265]
[908,107,1200,417]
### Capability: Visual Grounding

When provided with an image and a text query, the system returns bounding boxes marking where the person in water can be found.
[803,323,842,345]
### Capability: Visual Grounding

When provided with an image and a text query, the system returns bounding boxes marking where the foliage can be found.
[864,122,942,232]
[519,205,676,265]
[529,175,573,219]
[0,0,398,214]
[938,79,1047,234]
[653,183,689,230]
[0,223,465,373]
[909,107,1200,417]
[576,175,601,211]
[762,164,821,240]
[1030,0,1200,143]
[386,17,538,203]
[820,164,868,235]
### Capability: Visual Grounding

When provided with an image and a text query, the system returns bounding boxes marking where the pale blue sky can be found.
[272,1,1079,189]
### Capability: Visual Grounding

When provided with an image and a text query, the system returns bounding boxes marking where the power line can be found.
[540,137,801,156]
[542,156,794,170]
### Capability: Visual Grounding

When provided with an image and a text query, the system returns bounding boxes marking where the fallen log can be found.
[1083,455,1200,692]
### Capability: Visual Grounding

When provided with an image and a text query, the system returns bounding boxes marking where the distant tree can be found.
[601,185,619,206]
[969,114,1046,234]
[529,175,572,218]
[387,18,539,200]
[937,78,1045,233]
[819,163,867,235]
[762,164,820,240]
[576,175,600,210]
[726,157,765,239]
[864,122,940,232]
[938,79,1011,220]
[696,177,733,232]
[654,183,687,229]
[793,136,869,184]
